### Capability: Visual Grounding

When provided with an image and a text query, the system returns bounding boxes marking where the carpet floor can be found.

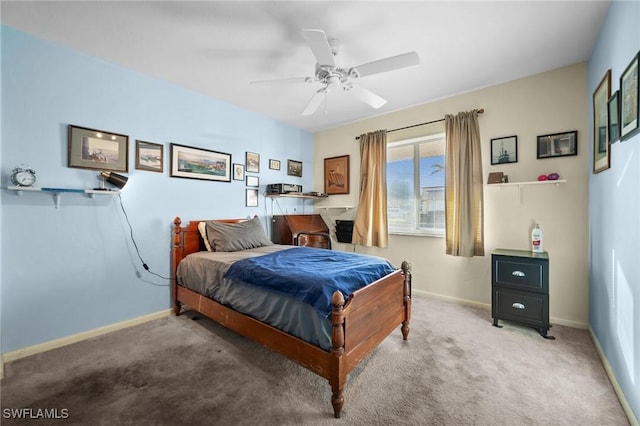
[0,296,630,425]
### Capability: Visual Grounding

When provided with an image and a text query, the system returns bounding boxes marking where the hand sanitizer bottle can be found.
[531,224,544,253]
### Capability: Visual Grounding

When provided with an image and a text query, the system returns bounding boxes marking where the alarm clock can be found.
[10,165,37,187]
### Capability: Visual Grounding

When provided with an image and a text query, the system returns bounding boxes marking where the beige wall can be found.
[312,63,589,328]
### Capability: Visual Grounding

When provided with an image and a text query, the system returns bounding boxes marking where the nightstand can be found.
[491,249,554,339]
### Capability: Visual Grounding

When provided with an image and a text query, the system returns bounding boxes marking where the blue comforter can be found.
[223,247,395,317]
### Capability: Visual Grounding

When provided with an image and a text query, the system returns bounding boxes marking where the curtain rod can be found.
[354,108,484,140]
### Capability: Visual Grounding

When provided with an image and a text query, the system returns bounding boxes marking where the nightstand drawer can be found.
[494,258,545,291]
[494,288,545,324]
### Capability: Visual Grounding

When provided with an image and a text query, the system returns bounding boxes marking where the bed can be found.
[171,216,411,418]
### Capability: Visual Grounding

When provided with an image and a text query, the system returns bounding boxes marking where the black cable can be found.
[117,193,171,285]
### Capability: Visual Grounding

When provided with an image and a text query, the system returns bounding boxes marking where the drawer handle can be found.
[511,270,525,277]
[512,302,526,310]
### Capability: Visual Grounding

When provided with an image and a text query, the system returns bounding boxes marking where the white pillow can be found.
[198,222,215,252]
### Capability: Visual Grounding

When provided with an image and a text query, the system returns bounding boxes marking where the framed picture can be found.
[170,143,232,182]
[608,91,620,143]
[246,152,260,173]
[68,124,128,172]
[246,188,259,207]
[135,140,163,172]
[536,131,578,159]
[490,136,517,165]
[269,159,281,170]
[620,51,639,140]
[324,155,350,195]
[233,163,245,181]
[287,159,302,177]
[593,69,611,173]
[246,175,259,187]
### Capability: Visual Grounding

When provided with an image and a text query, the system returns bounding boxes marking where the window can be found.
[387,133,445,236]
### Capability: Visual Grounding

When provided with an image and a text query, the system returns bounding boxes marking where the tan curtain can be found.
[352,130,389,248]
[445,110,484,257]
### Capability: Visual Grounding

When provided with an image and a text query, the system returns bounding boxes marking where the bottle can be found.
[531,224,544,253]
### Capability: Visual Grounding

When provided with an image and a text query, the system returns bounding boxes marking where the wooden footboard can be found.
[171,217,411,418]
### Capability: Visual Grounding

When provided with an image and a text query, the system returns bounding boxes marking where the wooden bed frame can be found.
[171,217,411,418]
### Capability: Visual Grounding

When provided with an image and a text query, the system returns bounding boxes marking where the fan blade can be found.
[302,89,326,116]
[347,85,387,109]
[351,52,419,78]
[301,29,336,67]
[250,77,313,85]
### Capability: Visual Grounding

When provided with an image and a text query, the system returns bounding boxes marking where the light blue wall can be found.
[588,0,639,421]
[0,26,313,353]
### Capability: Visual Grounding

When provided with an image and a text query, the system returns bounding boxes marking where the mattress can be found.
[176,245,333,351]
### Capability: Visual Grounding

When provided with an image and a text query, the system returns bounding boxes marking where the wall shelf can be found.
[266,193,328,200]
[314,206,353,211]
[6,186,119,208]
[485,179,566,203]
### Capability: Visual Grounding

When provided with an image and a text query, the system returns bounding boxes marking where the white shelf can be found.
[486,179,566,203]
[314,206,353,211]
[266,193,328,199]
[6,186,119,208]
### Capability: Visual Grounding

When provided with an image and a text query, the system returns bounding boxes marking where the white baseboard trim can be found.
[589,326,639,426]
[1,309,172,379]
[412,289,588,329]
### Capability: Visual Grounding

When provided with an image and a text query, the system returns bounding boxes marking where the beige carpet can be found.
[1,296,629,425]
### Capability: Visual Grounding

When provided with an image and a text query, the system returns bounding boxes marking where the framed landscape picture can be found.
[324,155,349,194]
[246,152,260,173]
[287,159,302,177]
[536,131,578,159]
[170,143,231,182]
[135,140,163,172]
[593,69,611,173]
[68,124,128,172]
[620,51,639,140]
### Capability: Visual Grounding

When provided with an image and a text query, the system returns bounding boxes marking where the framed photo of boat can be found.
[490,136,517,165]
[324,155,349,194]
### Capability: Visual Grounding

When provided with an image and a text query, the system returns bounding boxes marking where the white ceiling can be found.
[1,1,610,133]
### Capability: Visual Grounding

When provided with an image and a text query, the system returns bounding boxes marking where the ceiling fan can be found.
[250,29,420,116]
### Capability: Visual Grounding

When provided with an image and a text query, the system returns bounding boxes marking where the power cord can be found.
[117,193,171,285]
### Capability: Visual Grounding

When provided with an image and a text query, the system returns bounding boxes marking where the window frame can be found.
[387,132,446,238]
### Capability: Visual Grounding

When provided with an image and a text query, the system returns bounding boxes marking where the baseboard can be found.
[589,326,639,426]
[412,289,588,330]
[1,309,172,379]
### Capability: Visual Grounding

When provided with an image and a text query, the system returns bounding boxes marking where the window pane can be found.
[419,140,445,232]
[387,144,415,231]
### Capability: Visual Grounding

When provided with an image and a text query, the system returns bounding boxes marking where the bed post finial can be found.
[330,290,345,418]
[171,217,183,316]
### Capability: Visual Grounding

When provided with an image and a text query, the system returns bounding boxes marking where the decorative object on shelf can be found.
[246,175,259,187]
[620,51,639,140]
[170,143,232,182]
[135,140,163,172]
[593,69,611,173]
[536,130,578,159]
[10,165,36,187]
[531,224,544,253]
[96,171,128,191]
[490,135,517,165]
[287,159,302,177]
[547,173,560,181]
[269,159,281,170]
[608,90,620,143]
[233,163,245,181]
[246,188,259,207]
[68,124,129,172]
[501,175,509,183]
[246,152,260,173]
[324,155,350,195]
[487,171,504,184]
[537,174,547,181]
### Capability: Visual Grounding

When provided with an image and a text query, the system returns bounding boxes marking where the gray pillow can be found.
[205,216,272,252]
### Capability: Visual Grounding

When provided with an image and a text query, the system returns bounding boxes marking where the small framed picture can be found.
[246,152,260,173]
[537,131,578,159]
[287,159,302,177]
[620,51,639,140]
[324,155,349,194]
[246,188,259,207]
[135,140,163,173]
[593,69,611,173]
[608,90,620,143]
[490,136,517,165]
[246,175,259,187]
[233,163,245,181]
[269,159,281,170]
[68,124,129,172]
